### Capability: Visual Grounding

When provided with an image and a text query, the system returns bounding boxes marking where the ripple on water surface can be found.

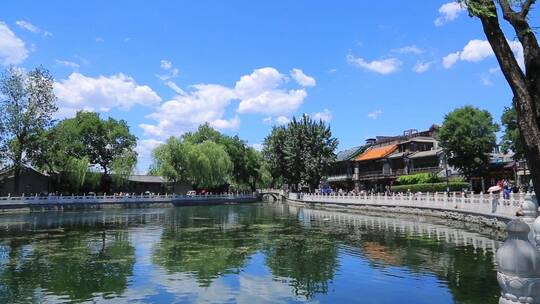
[0,203,502,303]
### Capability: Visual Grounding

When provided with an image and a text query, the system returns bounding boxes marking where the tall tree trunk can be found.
[471,0,540,198]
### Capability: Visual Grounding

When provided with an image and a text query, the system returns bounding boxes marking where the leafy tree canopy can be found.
[500,105,524,160]
[263,114,338,190]
[438,106,499,178]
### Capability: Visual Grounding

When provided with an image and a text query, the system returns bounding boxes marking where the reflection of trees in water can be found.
[153,205,342,299]
[262,225,340,299]
[0,228,135,303]
[152,225,261,287]
[347,227,500,304]
[0,204,503,303]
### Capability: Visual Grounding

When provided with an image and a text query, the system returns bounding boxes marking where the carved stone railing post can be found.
[496,194,540,304]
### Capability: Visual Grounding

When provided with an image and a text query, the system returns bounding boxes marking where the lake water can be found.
[0,202,503,303]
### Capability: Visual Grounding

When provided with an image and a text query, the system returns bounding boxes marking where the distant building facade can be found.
[327,125,522,193]
[0,165,192,196]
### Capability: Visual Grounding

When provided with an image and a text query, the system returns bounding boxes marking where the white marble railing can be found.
[0,193,257,206]
[288,191,529,220]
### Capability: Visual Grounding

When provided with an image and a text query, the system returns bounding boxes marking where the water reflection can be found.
[0,203,503,303]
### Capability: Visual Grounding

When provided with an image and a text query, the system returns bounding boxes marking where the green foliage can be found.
[66,111,137,175]
[438,106,499,178]
[111,151,137,187]
[500,105,524,160]
[84,171,102,192]
[185,141,232,188]
[151,124,268,191]
[391,182,470,193]
[150,136,187,183]
[65,156,90,192]
[396,173,441,185]
[0,66,57,193]
[263,114,338,190]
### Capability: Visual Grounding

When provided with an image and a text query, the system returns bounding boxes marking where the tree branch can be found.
[520,0,536,18]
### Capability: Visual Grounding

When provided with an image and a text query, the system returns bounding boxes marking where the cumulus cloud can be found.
[142,67,311,139]
[290,68,316,87]
[311,109,332,122]
[139,84,238,138]
[16,20,51,37]
[443,39,524,70]
[368,110,383,119]
[0,22,29,65]
[434,2,466,26]
[347,54,402,75]
[412,61,433,73]
[392,45,424,55]
[236,67,307,115]
[54,72,162,117]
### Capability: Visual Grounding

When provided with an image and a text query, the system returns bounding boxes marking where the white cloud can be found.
[160,60,172,70]
[263,115,290,125]
[15,20,51,37]
[392,45,424,55]
[434,2,466,26]
[95,37,104,43]
[250,143,263,151]
[142,67,312,138]
[139,84,238,138]
[237,89,306,116]
[347,54,402,75]
[481,67,501,86]
[55,59,79,69]
[368,110,383,119]
[443,39,525,70]
[412,61,432,73]
[157,59,179,81]
[442,52,460,68]
[54,73,162,117]
[135,138,164,172]
[328,68,337,74]
[275,116,290,125]
[290,68,316,87]
[0,22,29,65]
[311,109,332,122]
[236,67,307,115]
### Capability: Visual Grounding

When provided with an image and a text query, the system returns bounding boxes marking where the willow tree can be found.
[464,0,540,196]
[185,141,232,189]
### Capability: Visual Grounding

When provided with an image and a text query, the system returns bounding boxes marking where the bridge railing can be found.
[290,191,529,220]
[0,193,257,206]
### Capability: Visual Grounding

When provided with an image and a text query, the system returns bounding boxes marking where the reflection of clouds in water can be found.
[152,269,235,303]
[149,268,315,304]
[236,274,317,304]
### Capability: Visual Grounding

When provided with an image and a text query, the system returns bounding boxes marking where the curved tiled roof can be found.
[336,146,365,161]
[355,144,398,162]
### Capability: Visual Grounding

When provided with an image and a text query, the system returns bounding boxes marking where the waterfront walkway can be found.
[0,193,259,210]
[262,189,527,221]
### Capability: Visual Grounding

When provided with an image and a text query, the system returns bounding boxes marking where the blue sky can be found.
[1,1,530,172]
